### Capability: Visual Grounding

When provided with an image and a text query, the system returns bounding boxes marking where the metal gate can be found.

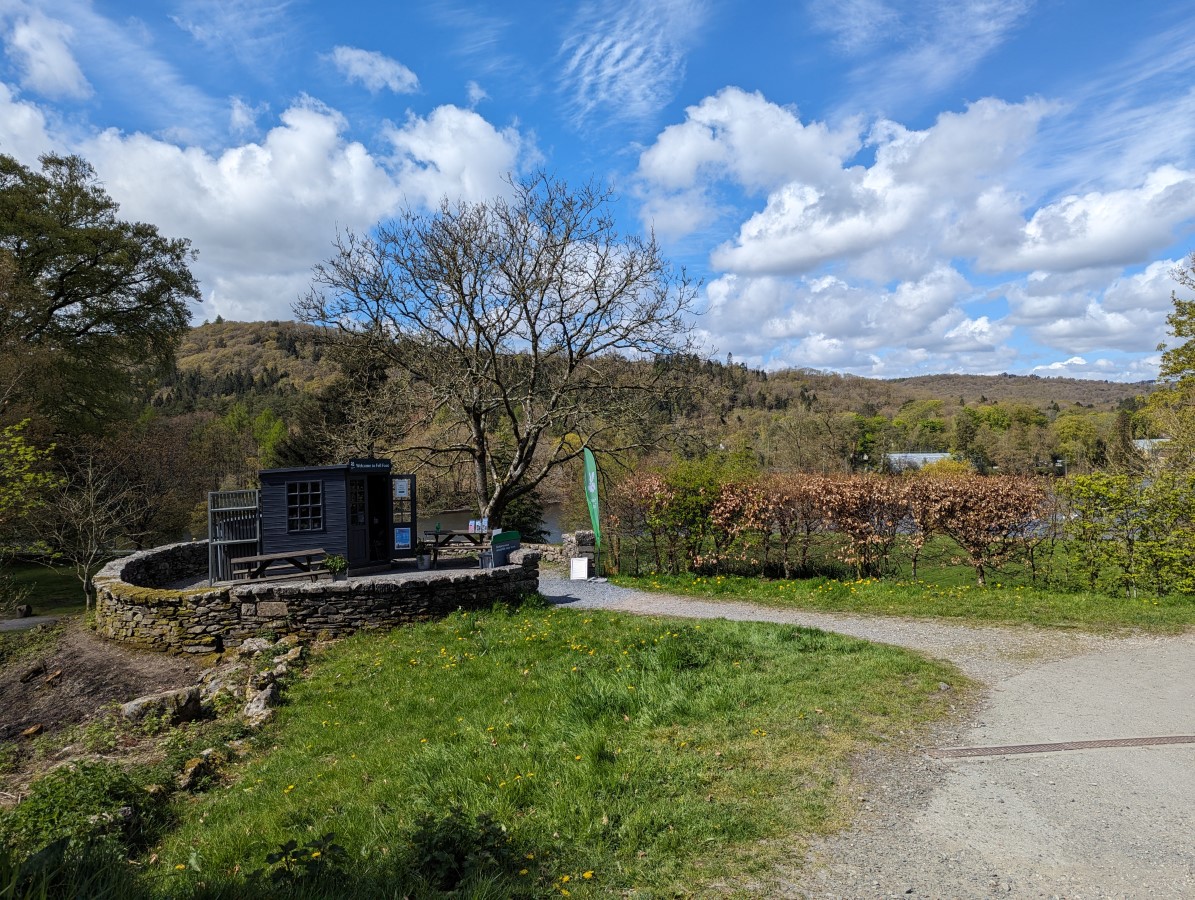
[208,489,260,584]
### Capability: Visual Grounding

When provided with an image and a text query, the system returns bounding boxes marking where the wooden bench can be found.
[229,548,329,582]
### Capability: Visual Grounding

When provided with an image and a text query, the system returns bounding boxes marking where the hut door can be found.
[347,477,368,563]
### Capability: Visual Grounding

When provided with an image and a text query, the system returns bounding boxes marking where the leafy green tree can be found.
[1149,251,1195,469]
[0,153,199,434]
[0,419,59,545]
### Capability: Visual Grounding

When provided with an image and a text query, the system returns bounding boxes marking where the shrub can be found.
[0,761,165,856]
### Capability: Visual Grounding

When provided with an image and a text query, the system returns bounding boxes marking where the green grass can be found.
[147,601,963,898]
[610,573,1195,631]
[2,561,86,618]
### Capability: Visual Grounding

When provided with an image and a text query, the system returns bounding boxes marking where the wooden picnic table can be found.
[230,547,328,582]
[422,530,490,566]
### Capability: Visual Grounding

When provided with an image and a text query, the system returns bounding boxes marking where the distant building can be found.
[885,452,952,473]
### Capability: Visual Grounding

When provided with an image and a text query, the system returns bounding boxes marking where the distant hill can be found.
[153,320,339,414]
[156,320,1154,421]
[888,373,1154,410]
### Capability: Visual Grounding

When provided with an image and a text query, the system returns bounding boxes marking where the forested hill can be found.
[888,372,1155,410]
[152,320,335,414]
[160,320,1153,418]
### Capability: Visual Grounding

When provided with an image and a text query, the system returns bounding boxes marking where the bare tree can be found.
[32,455,137,608]
[296,173,697,524]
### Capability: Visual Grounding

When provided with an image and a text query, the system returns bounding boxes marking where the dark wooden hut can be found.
[257,459,417,572]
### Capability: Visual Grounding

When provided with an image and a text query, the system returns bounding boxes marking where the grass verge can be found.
[148,601,964,898]
[610,574,1195,632]
[2,562,86,618]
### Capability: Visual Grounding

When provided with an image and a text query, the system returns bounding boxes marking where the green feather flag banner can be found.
[583,448,601,550]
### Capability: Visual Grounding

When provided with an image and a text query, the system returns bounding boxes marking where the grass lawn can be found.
[609,573,1195,632]
[2,561,86,618]
[149,601,964,898]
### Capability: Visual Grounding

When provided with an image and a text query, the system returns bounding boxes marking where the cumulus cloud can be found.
[981,166,1195,272]
[384,104,535,207]
[634,80,1195,376]
[80,98,402,319]
[696,97,1050,276]
[229,97,267,136]
[695,266,1015,375]
[1007,261,1178,354]
[329,46,419,94]
[559,0,707,126]
[1030,355,1161,381]
[0,81,55,159]
[60,99,536,321]
[639,87,860,195]
[5,12,91,99]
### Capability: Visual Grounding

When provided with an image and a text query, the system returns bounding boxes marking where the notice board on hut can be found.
[258,459,418,570]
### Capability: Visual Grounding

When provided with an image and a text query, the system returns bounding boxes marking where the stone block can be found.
[257,601,288,617]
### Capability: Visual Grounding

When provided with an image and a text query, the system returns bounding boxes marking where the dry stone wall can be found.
[95,541,541,654]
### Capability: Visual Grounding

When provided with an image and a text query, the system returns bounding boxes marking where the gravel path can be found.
[539,569,1195,899]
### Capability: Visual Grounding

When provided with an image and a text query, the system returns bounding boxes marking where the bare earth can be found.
[542,574,1195,899]
[0,618,201,743]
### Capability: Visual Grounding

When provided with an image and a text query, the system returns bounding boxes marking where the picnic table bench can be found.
[229,547,329,582]
[422,530,490,566]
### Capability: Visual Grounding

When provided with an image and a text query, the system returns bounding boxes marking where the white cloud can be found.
[696,265,1014,374]
[465,80,487,107]
[384,104,535,207]
[691,97,1050,276]
[559,0,707,126]
[80,98,403,319]
[329,46,419,94]
[1030,355,1161,382]
[229,97,267,136]
[639,87,859,195]
[1008,261,1178,354]
[0,80,55,160]
[52,98,538,322]
[5,12,91,99]
[807,0,900,54]
[171,0,296,72]
[831,0,1034,113]
[980,166,1195,272]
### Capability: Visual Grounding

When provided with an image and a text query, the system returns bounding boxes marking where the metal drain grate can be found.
[928,734,1195,759]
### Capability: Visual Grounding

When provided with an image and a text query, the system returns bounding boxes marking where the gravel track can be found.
[539,569,1195,899]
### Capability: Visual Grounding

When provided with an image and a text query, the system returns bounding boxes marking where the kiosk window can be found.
[287,481,323,532]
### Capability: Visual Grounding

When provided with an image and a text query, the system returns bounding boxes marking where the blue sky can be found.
[3,0,1195,381]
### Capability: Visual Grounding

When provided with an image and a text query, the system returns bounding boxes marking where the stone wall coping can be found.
[95,540,539,653]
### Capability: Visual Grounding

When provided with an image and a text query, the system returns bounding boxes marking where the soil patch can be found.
[0,618,203,743]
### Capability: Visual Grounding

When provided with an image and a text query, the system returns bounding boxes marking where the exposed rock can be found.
[177,748,217,790]
[14,603,32,618]
[120,686,203,724]
[236,637,273,657]
[242,683,280,727]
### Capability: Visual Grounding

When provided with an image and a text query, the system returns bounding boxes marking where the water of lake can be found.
[416,502,566,544]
